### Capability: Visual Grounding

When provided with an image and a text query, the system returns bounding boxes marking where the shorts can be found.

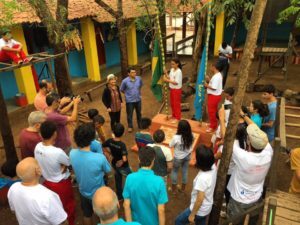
[80,194,93,217]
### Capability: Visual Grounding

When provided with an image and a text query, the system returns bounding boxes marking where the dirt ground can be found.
[0,55,299,225]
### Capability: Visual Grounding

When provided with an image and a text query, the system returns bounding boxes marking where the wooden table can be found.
[131,114,213,165]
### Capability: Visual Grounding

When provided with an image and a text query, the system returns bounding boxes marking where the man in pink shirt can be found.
[46,93,81,151]
[34,82,51,111]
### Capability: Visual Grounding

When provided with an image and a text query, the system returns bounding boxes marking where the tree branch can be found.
[94,0,118,18]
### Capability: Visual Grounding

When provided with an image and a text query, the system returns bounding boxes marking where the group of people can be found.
[1,45,299,225]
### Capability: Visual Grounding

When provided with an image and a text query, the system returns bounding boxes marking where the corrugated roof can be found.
[0,0,157,26]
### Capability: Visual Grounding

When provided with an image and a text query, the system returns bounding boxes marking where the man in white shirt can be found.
[227,122,273,225]
[0,29,32,64]
[205,62,223,133]
[35,121,76,225]
[8,157,67,225]
[218,42,233,88]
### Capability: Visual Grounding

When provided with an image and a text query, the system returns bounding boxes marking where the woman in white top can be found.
[205,62,223,133]
[169,120,193,194]
[164,58,183,121]
[175,145,217,225]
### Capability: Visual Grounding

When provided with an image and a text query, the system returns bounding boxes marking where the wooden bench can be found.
[84,82,106,102]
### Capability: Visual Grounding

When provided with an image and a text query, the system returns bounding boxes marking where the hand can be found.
[107,108,112,112]
[73,96,81,104]
[172,81,178,85]
[164,68,168,74]
[60,97,72,105]
[188,214,195,223]
[204,82,208,88]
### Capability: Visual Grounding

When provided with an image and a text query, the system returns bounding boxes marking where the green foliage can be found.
[277,0,300,28]
[213,0,255,29]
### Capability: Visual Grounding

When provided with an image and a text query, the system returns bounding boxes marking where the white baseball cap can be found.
[246,124,269,150]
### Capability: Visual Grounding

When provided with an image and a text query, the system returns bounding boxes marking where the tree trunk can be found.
[0,86,18,162]
[230,10,243,49]
[117,18,129,78]
[190,11,206,83]
[208,0,268,224]
[53,44,73,96]
[182,12,187,38]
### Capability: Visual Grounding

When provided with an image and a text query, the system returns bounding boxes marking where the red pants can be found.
[44,178,76,225]
[0,44,27,63]
[207,94,222,129]
[170,88,182,120]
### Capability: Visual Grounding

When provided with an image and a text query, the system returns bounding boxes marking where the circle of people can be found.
[2,47,280,225]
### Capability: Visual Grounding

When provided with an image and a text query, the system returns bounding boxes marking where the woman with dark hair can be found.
[164,58,183,121]
[169,120,193,193]
[249,100,269,128]
[175,145,217,225]
[102,74,122,130]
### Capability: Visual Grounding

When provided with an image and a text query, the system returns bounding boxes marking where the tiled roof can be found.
[0,0,157,25]
[165,0,195,13]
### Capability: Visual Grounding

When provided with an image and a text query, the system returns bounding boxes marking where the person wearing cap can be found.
[0,29,32,64]
[218,42,233,88]
[120,68,143,133]
[102,74,123,130]
[226,114,273,225]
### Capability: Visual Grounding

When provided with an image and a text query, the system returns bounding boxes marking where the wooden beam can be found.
[286,114,300,118]
[266,198,277,225]
[285,105,300,110]
[286,123,300,128]
[286,134,300,140]
[279,98,286,148]
[269,138,280,192]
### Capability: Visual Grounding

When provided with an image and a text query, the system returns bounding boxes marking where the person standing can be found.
[205,63,223,133]
[70,123,111,225]
[135,117,154,149]
[170,120,194,194]
[289,148,300,195]
[120,68,143,133]
[46,93,80,151]
[93,187,141,225]
[218,41,232,88]
[164,58,183,121]
[102,123,132,200]
[227,121,273,225]
[19,111,46,159]
[34,121,76,225]
[34,81,51,111]
[0,29,32,64]
[7,157,68,225]
[261,84,277,142]
[249,100,269,128]
[123,146,168,225]
[175,145,217,225]
[102,74,123,130]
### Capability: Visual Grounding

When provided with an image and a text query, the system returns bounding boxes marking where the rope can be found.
[154,13,169,116]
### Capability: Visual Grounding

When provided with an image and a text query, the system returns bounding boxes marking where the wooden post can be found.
[63,54,72,84]
[266,198,277,225]
[182,12,187,38]
[46,60,58,93]
[269,138,281,192]
[279,98,286,149]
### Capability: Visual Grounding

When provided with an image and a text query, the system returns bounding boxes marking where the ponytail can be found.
[252,100,269,118]
[171,58,182,70]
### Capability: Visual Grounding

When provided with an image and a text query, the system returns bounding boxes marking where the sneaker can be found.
[23,56,33,63]
[128,128,133,133]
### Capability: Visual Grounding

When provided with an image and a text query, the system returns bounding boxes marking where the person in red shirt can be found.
[19,111,46,159]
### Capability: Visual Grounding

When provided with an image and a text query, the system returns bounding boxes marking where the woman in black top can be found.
[102,74,122,130]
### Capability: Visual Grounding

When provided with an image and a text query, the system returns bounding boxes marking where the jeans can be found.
[227,197,262,225]
[171,155,190,185]
[114,165,132,200]
[126,101,142,129]
[175,208,207,225]
[109,111,121,130]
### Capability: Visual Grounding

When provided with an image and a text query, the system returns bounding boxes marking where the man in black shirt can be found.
[102,123,132,200]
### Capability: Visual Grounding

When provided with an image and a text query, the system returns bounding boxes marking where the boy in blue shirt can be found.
[123,146,168,225]
[70,123,111,225]
[261,85,277,142]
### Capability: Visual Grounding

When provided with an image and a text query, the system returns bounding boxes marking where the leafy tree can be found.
[213,0,255,48]
[277,0,300,28]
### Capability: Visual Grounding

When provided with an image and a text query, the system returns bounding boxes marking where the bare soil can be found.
[0,56,299,225]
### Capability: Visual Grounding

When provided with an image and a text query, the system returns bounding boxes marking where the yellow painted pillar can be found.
[11,25,36,104]
[80,17,101,81]
[127,22,138,66]
[214,11,225,56]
